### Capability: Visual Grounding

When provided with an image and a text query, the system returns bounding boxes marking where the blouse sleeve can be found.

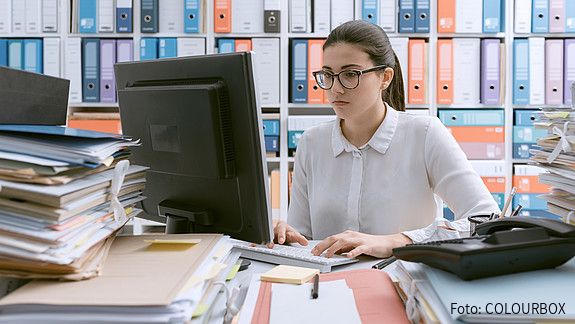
[402,118,501,243]
[287,132,312,239]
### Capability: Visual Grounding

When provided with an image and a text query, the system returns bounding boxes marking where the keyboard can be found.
[231,240,358,273]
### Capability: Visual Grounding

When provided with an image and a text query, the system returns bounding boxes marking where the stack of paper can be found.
[0,234,240,323]
[0,125,147,279]
[392,260,575,323]
[530,108,575,223]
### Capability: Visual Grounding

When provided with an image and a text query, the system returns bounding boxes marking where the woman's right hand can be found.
[267,219,309,248]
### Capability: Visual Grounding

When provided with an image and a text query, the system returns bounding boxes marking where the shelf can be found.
[0,33,61,38]
[437,104,505,109]
[215,33,280,38]
[386,33,431,38]
[266,157,280,163]
[513,105,573,109]
[137,33,207,38]
[67,33,135,38]
[287,157,295,163]
[289,106,335,115]
[512,159,532,164]
[437,33,506,39]
[68,102,120,108]
[513,33,575,38]
[287,33,330,38]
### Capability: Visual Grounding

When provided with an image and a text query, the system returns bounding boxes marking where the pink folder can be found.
[251,269,409,324]
[549,0,565,33]
[546,39,564,105]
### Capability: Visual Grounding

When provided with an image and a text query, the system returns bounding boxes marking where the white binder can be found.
[12,0,25,33]
[514,0,532,33]
[453,38,480,104]
[455,0,482,33]
[97,0,115,32]
[43,38,60,77]
[232,0,265,33]
[25,0,42,34]
[289,0,311,33]
[380,0,397,32]
[331,0,354,30]
[159,0,184,33]
[64,38,83,104]
[529,37,545,105]
[313,0,331,34]
[0,0,11,33]
[176,38,206,57]
[42,0,59,32]
[389,37,409,101]
[252,38,280,105]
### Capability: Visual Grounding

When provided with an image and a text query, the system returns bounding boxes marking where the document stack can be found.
[529,84,575,224]
[0,234,240,324]
[0,125,146,280]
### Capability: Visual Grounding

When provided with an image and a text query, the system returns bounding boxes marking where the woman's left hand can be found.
[311,230,413,259]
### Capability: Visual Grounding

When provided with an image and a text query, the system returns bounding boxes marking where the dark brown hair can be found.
[323,20,405,111]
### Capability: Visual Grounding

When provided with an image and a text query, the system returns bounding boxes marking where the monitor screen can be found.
[115,52,273,244]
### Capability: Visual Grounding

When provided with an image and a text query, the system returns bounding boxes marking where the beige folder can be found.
[0,233,223,307]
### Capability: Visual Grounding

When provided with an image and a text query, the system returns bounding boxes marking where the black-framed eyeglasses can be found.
[312,65,387,90]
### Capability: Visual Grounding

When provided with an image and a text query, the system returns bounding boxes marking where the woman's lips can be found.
[332,101,349,106]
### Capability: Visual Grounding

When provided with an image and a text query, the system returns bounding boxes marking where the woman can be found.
[272,20,499,258]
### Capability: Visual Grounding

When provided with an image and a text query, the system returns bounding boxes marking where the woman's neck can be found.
[341,101,387,148]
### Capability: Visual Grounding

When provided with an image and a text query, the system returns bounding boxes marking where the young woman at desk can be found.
[271,20,500,258]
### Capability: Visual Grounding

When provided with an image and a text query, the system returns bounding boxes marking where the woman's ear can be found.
[381,67,395,90]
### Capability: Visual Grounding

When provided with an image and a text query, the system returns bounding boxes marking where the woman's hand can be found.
[267,219,309,248]
[311,230,412,258]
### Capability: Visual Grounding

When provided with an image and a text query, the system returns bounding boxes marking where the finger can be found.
[286,230,309,246]
[276,221,287,244]
[266,242,274,249]
[346,245,370,258]
[325,239,349,258]
[311,235,338,256]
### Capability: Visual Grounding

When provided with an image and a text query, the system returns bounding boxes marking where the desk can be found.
[202,242,397,324]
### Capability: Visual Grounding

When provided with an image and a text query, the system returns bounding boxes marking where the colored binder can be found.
[483,0,502,33]
[307,39,324,104]
[408,39,426,104]
[264,0,281,33]
[513,143,536,159]
[514,194,547,210]
[116,0,133,33]
[140,38,158,61]
[291,39,308,103]
[141,0,159,33]
[82,38,100,102]
[513,126,547,143]
[8,40,23,70]
[264,136,279,153]
[564,39,575,105]
[116,39,133,63]
[415,0,430,33]
[159,38,177,58]
[23,39,42,74]
[532,0,549,33]
[263,119,280,136]
[480,39,500,105]
[436,39,453,104]
[0,40,6,67]
[549,0,565,33]
[79,0,97,33]
[458,142,504,160]
[362,0,379,25]
[514,110,538,126]
[214,0,231,33]
[545,39,564,105]
[448,126,504,143]
[218,39,235,53]
[438,110,504,126]
[100,39,116,103]
[566,0,575,32]
[185,0,201,33]
[437,0,455,33]
[513,39,530,105]
[234,39,252,52]
[398,0,415,33]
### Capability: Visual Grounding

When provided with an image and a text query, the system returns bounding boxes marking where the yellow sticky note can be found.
[192,303,209,318]
[144,239,202,245]
[144,239,201,252]
[226,262,241,281]
[260,265,319,285]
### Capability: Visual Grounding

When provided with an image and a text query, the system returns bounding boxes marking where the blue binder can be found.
[566,0,575,32]
[288,130,304,149]
[23,39,43,74]
[291,39,307,103]
[140,0,159,33]
[518,209,561,220]
[514,110,539,126]
[184,0,201,33]
[514,194,547,210]
[263,119,280,136]
[532,0,549,33]
[362,0,379,25]
[82,38,100,102]
[398,0,415,33]
[513,143,535,159]
[159,38,177,58]
[8,40,23,70]
[140,38,158,61]
[415,0,430,33]
[264,136,279,152]
[483,0,502,32]
[217,39,235,53]
[513,39,530,105]
[513,126,547,143]
[116,0,133,33]
[78,0,97,34]
[438,110,504,126]
[492,193,504,210]
[0,40,7,67]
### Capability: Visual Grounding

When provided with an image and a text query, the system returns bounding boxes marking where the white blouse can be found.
[287,106,500,243]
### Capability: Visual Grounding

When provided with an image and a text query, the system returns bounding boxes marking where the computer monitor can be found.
[115,52,273,244]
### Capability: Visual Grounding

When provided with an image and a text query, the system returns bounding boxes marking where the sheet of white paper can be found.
[0,151,70,167]
[269,279,361,324]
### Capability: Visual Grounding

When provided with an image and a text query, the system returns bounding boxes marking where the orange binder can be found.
[235,39,252,52]
[447,126,504,142]
[68,119,122,134]
[436,39,453,104]
[250,269,409,324]
[308,39,325,104]
[481,176,506,193]
[288,169,293,202]
[437,0,456,33]
[513,176,551,193]
[214,0,231,33]
[270,169,280,213]
[408,39,426,104]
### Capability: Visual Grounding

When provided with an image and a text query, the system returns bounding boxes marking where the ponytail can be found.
[382,53,405,111]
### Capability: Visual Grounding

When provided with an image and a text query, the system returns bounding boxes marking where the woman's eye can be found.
[343,71,357,78]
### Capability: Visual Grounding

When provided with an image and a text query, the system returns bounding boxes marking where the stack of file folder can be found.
[529,106,575,224]
[0,234,240,323]
[0,125,146,280]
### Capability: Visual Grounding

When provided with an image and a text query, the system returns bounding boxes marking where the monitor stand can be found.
[158,200,214,234]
